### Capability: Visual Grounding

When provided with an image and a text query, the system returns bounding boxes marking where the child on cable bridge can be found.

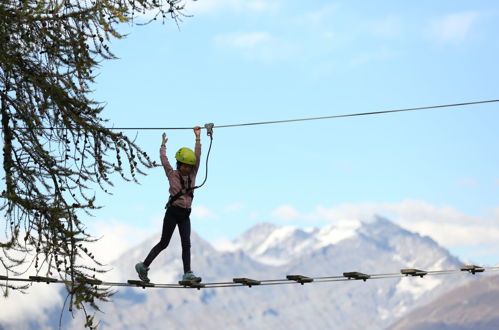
[135,126,202,283]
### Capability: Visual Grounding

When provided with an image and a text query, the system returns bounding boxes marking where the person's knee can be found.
[157,240,170,250]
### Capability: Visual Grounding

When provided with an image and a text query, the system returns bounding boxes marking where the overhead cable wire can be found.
[16,98,499,131]
[212,99,499,129]
[2,265,498,290]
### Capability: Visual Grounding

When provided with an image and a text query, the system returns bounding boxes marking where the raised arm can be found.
[160,132,174,177]
[193,126,202,173]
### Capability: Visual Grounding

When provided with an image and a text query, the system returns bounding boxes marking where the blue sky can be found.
[82,0,499,266]
[4,1,499,324]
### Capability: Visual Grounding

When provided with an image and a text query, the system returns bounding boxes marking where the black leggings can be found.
[143,206,192,273]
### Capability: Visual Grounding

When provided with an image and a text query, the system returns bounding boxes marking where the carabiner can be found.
[204,123,214,137]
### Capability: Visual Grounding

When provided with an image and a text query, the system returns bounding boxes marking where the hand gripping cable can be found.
[192,123,214,190]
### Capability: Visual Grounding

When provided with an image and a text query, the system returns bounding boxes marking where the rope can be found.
[211,99,499,129]
[192,132,213,190]
[17,99,499,131]
[2,266,498,290]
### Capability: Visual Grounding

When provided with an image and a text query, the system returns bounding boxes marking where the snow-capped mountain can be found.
[3,217,474,330]
[233,222,318,265]
[233,219,362,265]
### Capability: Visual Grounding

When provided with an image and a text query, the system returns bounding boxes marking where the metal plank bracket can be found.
[84,278,103,286]
[29,276,58,284]
[400,269,428,278]
[178,280,205,290]
[343,272,370,282]
[233,278,261,288]
[286,275,314,285]
[127,280,155,289]
[460,265,485,275]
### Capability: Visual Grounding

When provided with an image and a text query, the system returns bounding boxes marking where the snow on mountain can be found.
[233,219,361,266]
[3,216,475,330]
[233,223,318,265]
[278,217,466,321]
[315,219,361,247]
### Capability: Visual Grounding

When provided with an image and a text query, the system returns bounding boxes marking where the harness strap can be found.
[166,172,194,208]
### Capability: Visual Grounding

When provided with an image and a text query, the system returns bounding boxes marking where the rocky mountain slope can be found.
[3,217,475,330]
[388,273,499,330]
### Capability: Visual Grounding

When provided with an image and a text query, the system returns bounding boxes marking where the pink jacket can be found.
[160,140,201,209]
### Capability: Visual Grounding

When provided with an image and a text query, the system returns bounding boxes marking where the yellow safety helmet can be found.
[175,147,196,166]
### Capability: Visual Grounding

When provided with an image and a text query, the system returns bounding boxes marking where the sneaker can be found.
[135,262,150,283]
[182,271,201,283]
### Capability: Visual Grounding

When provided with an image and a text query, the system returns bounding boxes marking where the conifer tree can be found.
[0,0,189,327]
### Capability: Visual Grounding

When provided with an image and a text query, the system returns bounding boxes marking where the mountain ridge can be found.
[2,216,474,330]
[80,216,469,329]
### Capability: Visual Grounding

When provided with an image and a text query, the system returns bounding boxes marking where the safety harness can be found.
[165,123,214,209]
[166,173,194,209]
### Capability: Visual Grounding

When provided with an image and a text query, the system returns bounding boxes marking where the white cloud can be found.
[256,198,498,267]
[212,238,240,252]
[267,200,499,264]
[214,32,296,62]
[88,219,156,264]
[192,205,215,219]
[457,178,477,187]
[270,201,499,244]
[381,200,488,227]
[303,200,499,256]
[186,0,278,15]
[305,203,380,223]
[224,202,245,212]
[271,205,300,220]
[398,220,499,247]
[298,3,339,25]
[0,283,63,324]
[215,32,272,49]
[247,1,273,11]
[378,201,499,248]
[297,7,402,44]
[432,11,483,43]
[0,218,157,325]
[133,0,280,23]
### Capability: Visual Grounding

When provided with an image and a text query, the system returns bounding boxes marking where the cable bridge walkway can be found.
[2,265,497,290]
